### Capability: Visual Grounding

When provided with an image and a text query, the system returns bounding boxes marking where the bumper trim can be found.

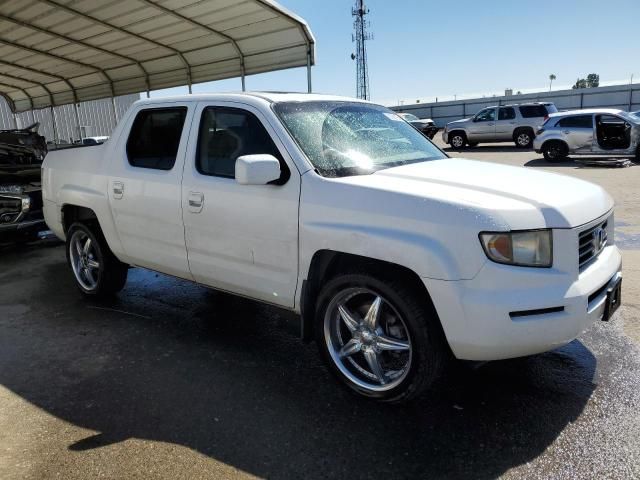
[510,306,564,318]
[0,218,46,232]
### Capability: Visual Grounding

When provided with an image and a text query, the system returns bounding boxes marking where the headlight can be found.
[479,230,552,267]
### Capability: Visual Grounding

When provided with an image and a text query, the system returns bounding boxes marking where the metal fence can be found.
[391,83,640,127]
[0,94,139,143]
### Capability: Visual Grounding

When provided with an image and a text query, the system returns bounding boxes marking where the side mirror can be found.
[235,154,281,185]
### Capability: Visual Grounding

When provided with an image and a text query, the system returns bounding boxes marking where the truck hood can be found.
[344,158,613,229]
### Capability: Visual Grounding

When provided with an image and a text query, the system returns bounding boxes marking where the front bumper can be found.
[442,130,449,143]
[0,190,45,239]
[423,242,622,361]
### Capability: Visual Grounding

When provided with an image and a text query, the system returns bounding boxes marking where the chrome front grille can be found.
[578,218,609,270]
[0,196,22,223]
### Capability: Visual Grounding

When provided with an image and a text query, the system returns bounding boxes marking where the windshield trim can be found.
[272,100,449,178]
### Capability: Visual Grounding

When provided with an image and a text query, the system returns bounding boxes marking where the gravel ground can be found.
[0,142,639,479]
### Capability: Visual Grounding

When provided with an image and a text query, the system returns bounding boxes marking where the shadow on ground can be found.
[0,245,597,479]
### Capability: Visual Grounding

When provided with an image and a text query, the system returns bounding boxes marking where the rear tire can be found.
[65,222,128,297]
[514,129,534,148]
[542,141,569,162]
[314,269,447,403]
[449,132,466,149]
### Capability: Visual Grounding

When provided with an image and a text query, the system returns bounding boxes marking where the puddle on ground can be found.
[615,227,640,250]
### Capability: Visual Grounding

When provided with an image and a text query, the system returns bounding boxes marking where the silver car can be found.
[533,109,640,162]
[442,102,557,149]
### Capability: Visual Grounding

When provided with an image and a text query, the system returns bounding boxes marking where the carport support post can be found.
[12,112,18,129]
[111,97,119,128]
[74,102,83,142]
[306,51,312,93]
[50,106,58,145]
[241,73,246,92]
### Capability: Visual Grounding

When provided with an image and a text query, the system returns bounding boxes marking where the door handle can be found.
[188,191,204,213]
[112,181,124,199]
[563,130,570,134]
[488,122,494,126]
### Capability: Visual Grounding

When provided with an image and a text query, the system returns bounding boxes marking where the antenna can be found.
[351,0,373,100]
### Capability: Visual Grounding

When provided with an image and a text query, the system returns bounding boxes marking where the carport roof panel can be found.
[0,0,316,113]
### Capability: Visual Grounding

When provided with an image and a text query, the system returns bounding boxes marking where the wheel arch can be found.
[541,138,569,151]
[62,204,99,234]
[448,129,467,139]
[60,204,126,263]
[512,126,535,139]
[299,250,442,343]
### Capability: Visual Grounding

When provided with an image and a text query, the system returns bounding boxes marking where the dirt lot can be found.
[1,142,639,479]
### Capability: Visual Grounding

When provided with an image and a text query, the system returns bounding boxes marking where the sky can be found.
[151,0,640,106]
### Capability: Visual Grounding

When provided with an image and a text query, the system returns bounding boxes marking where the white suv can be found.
[443,102,558,149]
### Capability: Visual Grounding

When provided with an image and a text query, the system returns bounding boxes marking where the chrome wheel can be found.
[324,288,412,392]
[451,135,464,148]
[69,230,100,291]
[517,133,531,147]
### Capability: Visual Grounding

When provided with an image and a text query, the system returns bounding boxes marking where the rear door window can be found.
[126,107,187,170]
[498,107,516,120]
[556,115,593,128]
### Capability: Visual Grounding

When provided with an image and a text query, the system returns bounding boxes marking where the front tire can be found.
[542,141,569,162]
[449,132,466,149]
[315,271,446,403]
[66,222,128,297]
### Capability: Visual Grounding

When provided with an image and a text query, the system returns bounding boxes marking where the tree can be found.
[586,73,599,88]
[549,74,556,91]
[572,73,599,89]
[572,78,587,89]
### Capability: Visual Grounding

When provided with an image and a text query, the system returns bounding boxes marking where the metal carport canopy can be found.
[0,0,316,113]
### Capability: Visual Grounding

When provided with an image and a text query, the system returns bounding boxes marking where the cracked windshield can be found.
[275,101,446,177]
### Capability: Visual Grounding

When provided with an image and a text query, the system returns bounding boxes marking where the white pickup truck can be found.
[43,93,622,402]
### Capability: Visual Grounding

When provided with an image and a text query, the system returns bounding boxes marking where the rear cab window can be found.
[126,107,188,170]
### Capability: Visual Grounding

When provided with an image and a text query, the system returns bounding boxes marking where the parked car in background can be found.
[443,102,558,149]
[534,109,640,162]
[43,93,621,403]
[0,123,47,242]
[82,136,109,145]
[397,113,439,139]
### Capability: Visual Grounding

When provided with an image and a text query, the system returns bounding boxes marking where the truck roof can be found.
[132,92,369,107]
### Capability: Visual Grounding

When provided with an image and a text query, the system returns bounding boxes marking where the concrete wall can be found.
[0,94,139,143]
[391,83,640,127]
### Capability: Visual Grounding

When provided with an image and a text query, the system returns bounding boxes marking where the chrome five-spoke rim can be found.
[452,136,464,148]
[324,288,412,392]
[69,230,100,291]
[517,133,530,146]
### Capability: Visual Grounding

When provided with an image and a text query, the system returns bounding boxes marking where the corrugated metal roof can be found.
[0,0,315,113]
